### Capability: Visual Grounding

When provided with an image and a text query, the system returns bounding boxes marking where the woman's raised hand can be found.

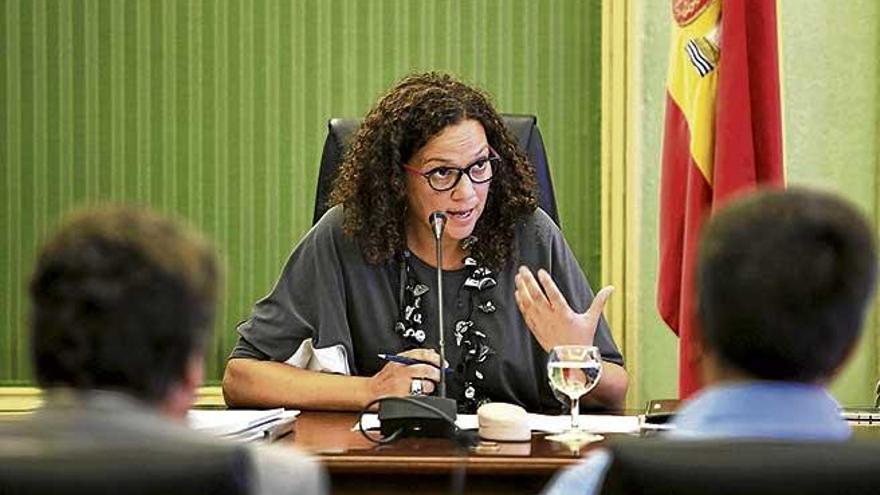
[514,266,614,352]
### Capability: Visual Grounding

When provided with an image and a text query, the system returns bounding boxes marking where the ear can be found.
[699,346,723,386]
[161,352,204,419]
[181,351,205,391]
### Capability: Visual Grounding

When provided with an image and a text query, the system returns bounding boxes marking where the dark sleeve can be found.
[536,210,625,367]
[228,207,354,367]
[229,336,270,360]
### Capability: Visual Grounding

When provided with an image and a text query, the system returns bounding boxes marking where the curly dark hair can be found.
[29,206,218,404]
[329,72,539,268]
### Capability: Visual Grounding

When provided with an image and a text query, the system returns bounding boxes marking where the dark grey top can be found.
[231,206,623,413]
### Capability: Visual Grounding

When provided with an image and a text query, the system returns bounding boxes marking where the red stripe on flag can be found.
[658,94,712,396]
[658,0,784,400]
[658,95,691,334]
[713,0,784,203]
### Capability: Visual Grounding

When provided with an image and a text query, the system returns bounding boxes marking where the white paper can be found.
[354,413,639,434]
[354,414,478,432]
[188,408,298,437]
[527,413,640,434]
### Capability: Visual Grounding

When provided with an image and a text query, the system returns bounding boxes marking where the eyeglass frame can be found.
[403,145,501,192]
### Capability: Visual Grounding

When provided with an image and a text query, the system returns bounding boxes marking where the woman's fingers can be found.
[405,363,441,384]
[514,288,539,331]
[537,269,569,310]
[514,271,533,309]
[516,266,548,304]
[371,361,442,399]
[399,348,441,367]
[585,286,614,323]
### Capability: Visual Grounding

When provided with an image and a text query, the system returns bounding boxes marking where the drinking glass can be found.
[546,345,603,443]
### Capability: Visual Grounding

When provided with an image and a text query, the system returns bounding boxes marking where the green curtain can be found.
[0,0,603,385]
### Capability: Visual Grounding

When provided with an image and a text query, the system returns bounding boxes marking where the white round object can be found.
[477,402,531,442]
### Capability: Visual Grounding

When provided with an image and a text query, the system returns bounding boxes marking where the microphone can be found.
[377,211,458,438]
[429,211,446,241]
[429,211,448,398]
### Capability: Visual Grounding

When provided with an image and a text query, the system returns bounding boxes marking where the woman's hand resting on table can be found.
[366,348,442,401]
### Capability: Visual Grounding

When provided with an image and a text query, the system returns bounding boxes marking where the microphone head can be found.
[429,211,447,240]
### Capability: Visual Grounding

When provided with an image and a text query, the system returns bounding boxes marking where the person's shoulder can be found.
[293,204,367,268]
[521,207,558,230]
[296,204,353,252]
[310,204,346,239]
[13,400,235,451]
[516,207,562,246]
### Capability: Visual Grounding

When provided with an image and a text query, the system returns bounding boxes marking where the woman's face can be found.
[405,119,492,244]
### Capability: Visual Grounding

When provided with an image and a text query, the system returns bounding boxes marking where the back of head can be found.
[697,188,877,382]
[29,206,218,403]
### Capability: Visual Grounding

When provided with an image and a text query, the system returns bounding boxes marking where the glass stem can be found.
[570,396,580,430]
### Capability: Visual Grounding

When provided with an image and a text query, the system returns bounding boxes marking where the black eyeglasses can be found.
[404,146,500,192]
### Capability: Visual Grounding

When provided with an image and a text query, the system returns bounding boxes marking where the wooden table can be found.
[272,411,880,494]
[278,412,607,495]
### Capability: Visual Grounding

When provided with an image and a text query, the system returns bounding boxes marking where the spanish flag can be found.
[658,0,785,398]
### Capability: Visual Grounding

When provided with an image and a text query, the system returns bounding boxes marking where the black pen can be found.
[377,353,453,374]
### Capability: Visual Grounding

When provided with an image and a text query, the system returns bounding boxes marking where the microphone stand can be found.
[378,212,458,438]
[435,214,448,399]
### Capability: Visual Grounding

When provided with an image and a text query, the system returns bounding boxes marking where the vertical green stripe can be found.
[0,0,5,379]
[149,0,162,207]
[124,0,138,202]
[1,0,13,380]
[201,0,218,371]
[162,0,173,212]
[18,0,35,379]
[190,1,202,227]
[96,0,111,199]
[226,0,241,365]
[252,0,267,303]
[175,0,188,219]
[59,0,72,210]
[40,2,64,239]
[110,0,123,202]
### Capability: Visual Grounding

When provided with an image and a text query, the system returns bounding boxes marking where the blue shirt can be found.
[541,382,850,495]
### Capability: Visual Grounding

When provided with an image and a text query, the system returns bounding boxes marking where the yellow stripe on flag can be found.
[666,0,721,185]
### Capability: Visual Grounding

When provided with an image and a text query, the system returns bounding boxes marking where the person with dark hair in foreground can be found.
[223,72,628,413]
[3,206,325,495]
[543,188,878,494]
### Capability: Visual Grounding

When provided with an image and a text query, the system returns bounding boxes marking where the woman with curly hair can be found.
[223,72,628,413]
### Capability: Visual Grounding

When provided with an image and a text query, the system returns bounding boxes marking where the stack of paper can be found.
[188,408,300,442]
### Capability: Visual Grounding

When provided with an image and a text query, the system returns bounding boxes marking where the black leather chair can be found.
[313,114,560,226]
[599,438,880,495]
[0,442,250,495]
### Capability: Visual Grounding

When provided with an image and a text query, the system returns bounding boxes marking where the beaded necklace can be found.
[393,237,498,413]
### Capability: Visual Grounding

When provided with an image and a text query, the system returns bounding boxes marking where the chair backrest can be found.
[599,438,880,495]
[313,114,560,226]
[0,442,251,495]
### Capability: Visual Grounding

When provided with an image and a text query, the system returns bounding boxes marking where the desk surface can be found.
[281,412,606,495]
[280,412,880,495]
[282,412,597,475]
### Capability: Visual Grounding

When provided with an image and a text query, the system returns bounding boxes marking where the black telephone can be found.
[643,399,681,424]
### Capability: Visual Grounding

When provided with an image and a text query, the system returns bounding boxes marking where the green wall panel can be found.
[0,0,603,384]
